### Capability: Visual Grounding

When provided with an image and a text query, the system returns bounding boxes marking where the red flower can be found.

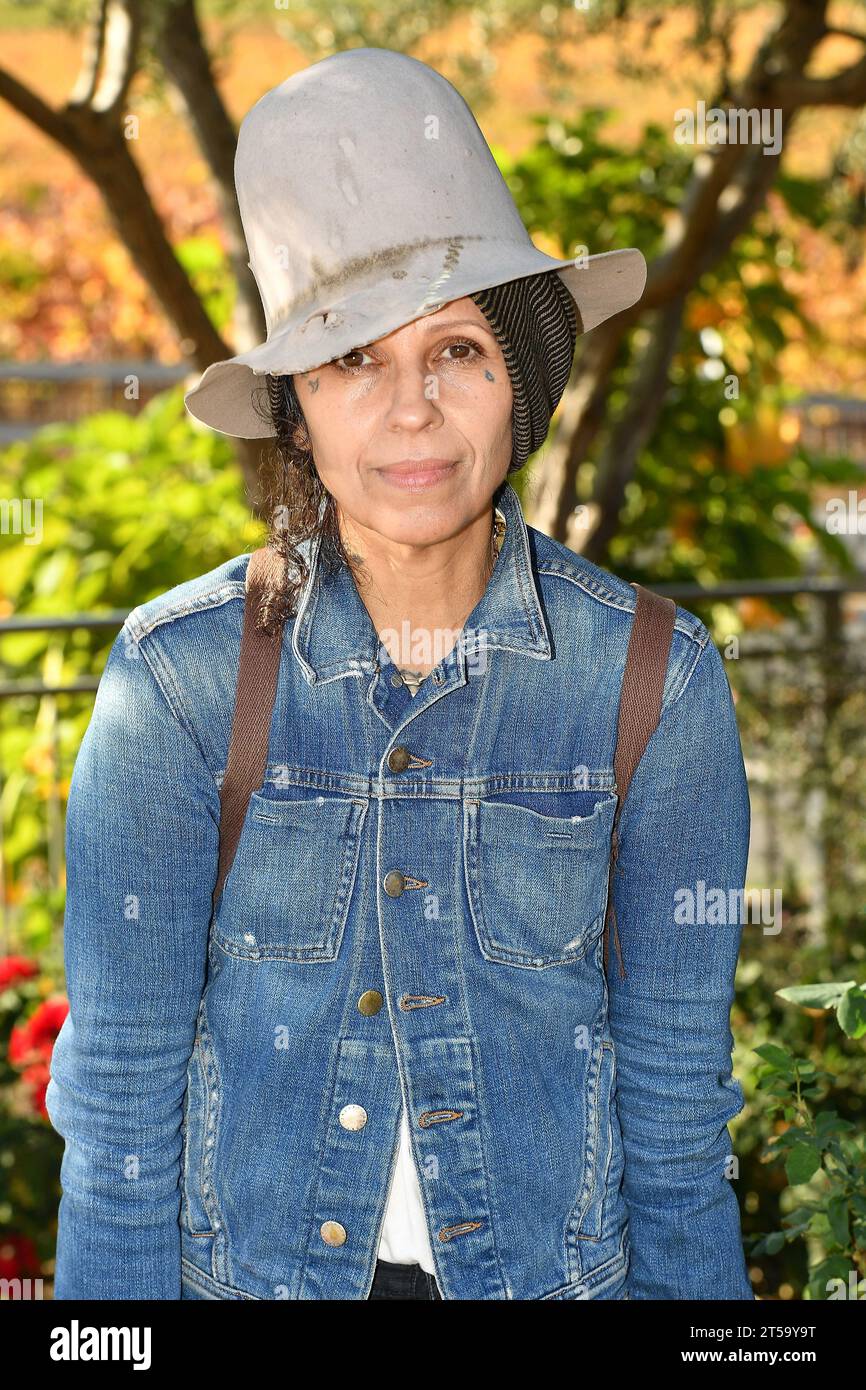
[8,995,69,1116]
[21,1061,52,1118]
[0,955,39,988]
[24,996,69,1047]
[0,1232,41,1280]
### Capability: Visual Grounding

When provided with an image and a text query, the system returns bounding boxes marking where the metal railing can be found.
[0,360,187,443]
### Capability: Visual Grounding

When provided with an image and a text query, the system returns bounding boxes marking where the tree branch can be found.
[68,0,109,109]
[584,291,688,564]
[154,0,265,351]
[822,27,866,45]
[527,322,628,539]
[0,66,73,147]
[67,0,142,118]
[769,52,866,108]
[0,0,273,507]
[534,0,859,551]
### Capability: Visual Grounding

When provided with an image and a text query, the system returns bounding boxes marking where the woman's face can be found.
[292,296,513,548]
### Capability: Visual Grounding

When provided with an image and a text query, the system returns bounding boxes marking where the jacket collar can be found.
[291,480,552,684]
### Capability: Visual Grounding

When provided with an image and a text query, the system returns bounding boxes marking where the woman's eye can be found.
[334,349,373,374]
[441,338,483,363]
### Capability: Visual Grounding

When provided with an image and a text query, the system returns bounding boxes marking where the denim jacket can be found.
[46,480,754,1301]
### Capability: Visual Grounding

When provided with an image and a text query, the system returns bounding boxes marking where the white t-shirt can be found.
[377,1104,438,1272]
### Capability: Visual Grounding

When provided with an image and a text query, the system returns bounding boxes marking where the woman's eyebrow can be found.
[417,317,495,336]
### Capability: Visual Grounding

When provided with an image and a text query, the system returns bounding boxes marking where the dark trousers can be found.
[367,1258,443,1300]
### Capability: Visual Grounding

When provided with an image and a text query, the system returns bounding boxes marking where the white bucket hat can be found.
[184,47,647,439]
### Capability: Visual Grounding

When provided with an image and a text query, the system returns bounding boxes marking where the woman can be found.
[46,48,753,1301]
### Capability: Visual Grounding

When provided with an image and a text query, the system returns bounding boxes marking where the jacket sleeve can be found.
[607,630,754,1300]
[45,621,220,1299]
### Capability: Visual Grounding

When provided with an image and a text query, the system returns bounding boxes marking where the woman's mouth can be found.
[376,458,459,491]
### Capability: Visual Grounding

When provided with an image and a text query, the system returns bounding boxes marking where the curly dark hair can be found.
[251,372,356,638]
[253,370,509,641]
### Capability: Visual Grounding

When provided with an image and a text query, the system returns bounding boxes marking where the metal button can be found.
[357,989,383,1016]
[387,745,411,773]
[383,870,406,897]
[339,1104,368,1131]
[390,672,403,687]
[320,1220,347,1247]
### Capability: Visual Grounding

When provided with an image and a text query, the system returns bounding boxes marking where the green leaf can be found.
[777,982,856,1010]
[814,1109,845,1138]
[838,986,866,1039]
[812,1259,858,1300]
[754,1043,797,1073]
[774,173,831,225]
[748,1231,787,1256]
[786,1144,823,1186]
[827,1196,851,1249]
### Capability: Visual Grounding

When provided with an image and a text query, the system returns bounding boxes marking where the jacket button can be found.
[357,990,383,1016]
[320,1220,347,1247]
[339,1104,368,1131]
[383,870,406,897]
[387,746,411,772]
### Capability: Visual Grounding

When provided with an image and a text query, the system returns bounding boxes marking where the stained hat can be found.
[184,47,647,439]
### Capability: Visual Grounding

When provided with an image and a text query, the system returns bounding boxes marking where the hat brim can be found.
[184,242,646,438]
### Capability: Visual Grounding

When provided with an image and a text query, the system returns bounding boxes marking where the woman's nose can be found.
[381,364,445,428]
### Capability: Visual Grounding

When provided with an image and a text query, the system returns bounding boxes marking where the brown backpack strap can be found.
[211,547,288,916]
[603,582,677,981]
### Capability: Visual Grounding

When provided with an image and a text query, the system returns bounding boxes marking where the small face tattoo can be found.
[305,375,320,394]
[484,370,495,381]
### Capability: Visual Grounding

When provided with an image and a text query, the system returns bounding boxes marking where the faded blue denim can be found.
[46,479,754,1301]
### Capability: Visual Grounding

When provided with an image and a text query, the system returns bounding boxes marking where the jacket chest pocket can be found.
[213,790,368,961]
[462,792,617,968]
